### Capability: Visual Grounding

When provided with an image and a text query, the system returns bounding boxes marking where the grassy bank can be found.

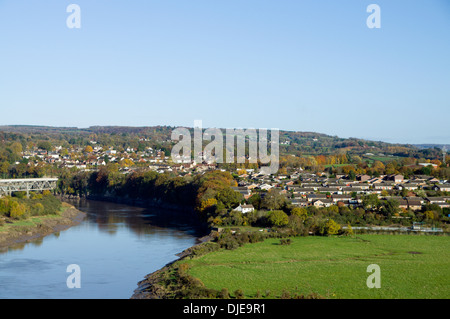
[0,195,86,249]
[176,234,450,299]
[0,202,67,233]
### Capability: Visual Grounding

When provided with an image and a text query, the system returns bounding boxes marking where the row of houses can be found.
[290,194,450,210]
[286,182,450,195]
[232,170,450,211]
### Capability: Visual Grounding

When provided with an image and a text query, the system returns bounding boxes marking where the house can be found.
[374,183,394,190]
[348,186,368,194]
[436,202,450,208]
[247,183,259,190]
[233,204,255,214]
[287,185,303,192]
[397,199,409,209]
[291,198,309,207]
[401,183,420,191]
[386,174,404,183]
[331,195,352,203]
[418,163,438,168]
[426,197,447,204]
[349,196,363,206]
[407,199,423,211]
[434,184,450,192]
[259,184,273,191]
[341,187,353,194]
[353,184,371,190]
[357,174,371,182]
[294,187,315,195]
[318,187,339,194]
[300,183,321,190]
[405,196,424,204]
[312,199,334,207]
[368,177,384,184]
[427,177,440,184]
[307,194,328,202]
[106,149,117,155]
[231,187,252,200]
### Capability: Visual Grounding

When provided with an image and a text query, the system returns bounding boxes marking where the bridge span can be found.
[0,178,58,197]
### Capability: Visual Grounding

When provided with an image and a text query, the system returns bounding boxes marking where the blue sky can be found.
[0,0,449,144]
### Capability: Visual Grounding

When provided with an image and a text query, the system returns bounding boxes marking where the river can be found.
[0,198,202,299]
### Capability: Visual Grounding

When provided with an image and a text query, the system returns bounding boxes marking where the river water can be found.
[0,199,201,299]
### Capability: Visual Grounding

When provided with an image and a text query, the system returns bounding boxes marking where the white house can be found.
[233,204,255,214]
[259,184,273,191]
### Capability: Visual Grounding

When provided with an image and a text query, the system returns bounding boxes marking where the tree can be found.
[247,193,262,210]
[381,199,399,216]
[225,210,244,226]
[119,158,134,167]
[362,194,381,210]
[424,210,434,220]
[420,165,433,176]
[215,188,243,210]
[291,207,308,220]
[84,145,94,153]
[200,198,218,212]
[321,219,341,236]
[348,170,356,180]
[0,161,9,177]
[261,191,287,210]
[37,141,53,152]
[372,161,385,173]
[268,210,289,227]
[10,142,23,155]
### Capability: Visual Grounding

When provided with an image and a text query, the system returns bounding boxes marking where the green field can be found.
[363,155,402,164]
[323,164,351,168]
[183,235,450,299]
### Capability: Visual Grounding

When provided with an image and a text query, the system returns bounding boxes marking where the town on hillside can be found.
[1,126,449,234]
[4,140,450,218]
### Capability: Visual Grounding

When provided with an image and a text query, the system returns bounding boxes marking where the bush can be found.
[42,190,52,196]
[12,191,27,199]
[279,238,292,245]
[234,289,245,299]
[219,288,230,299]
[218,235,240,250]
[249,232,265,243]
[188,242,220,257]
[343,224,354,236]
[0,198,10,217]
[9,201,28,219]
[31,203,45,216]
[281,290,291,299]
[39,195,62,215]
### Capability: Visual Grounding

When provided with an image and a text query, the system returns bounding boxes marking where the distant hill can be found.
[0,125,446,160]
[413,144,449,150]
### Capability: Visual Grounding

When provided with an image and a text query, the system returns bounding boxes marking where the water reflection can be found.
[0,198,201,299]
[68,198,204,239]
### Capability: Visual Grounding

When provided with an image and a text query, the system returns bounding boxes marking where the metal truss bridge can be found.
[0,178,58,197]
